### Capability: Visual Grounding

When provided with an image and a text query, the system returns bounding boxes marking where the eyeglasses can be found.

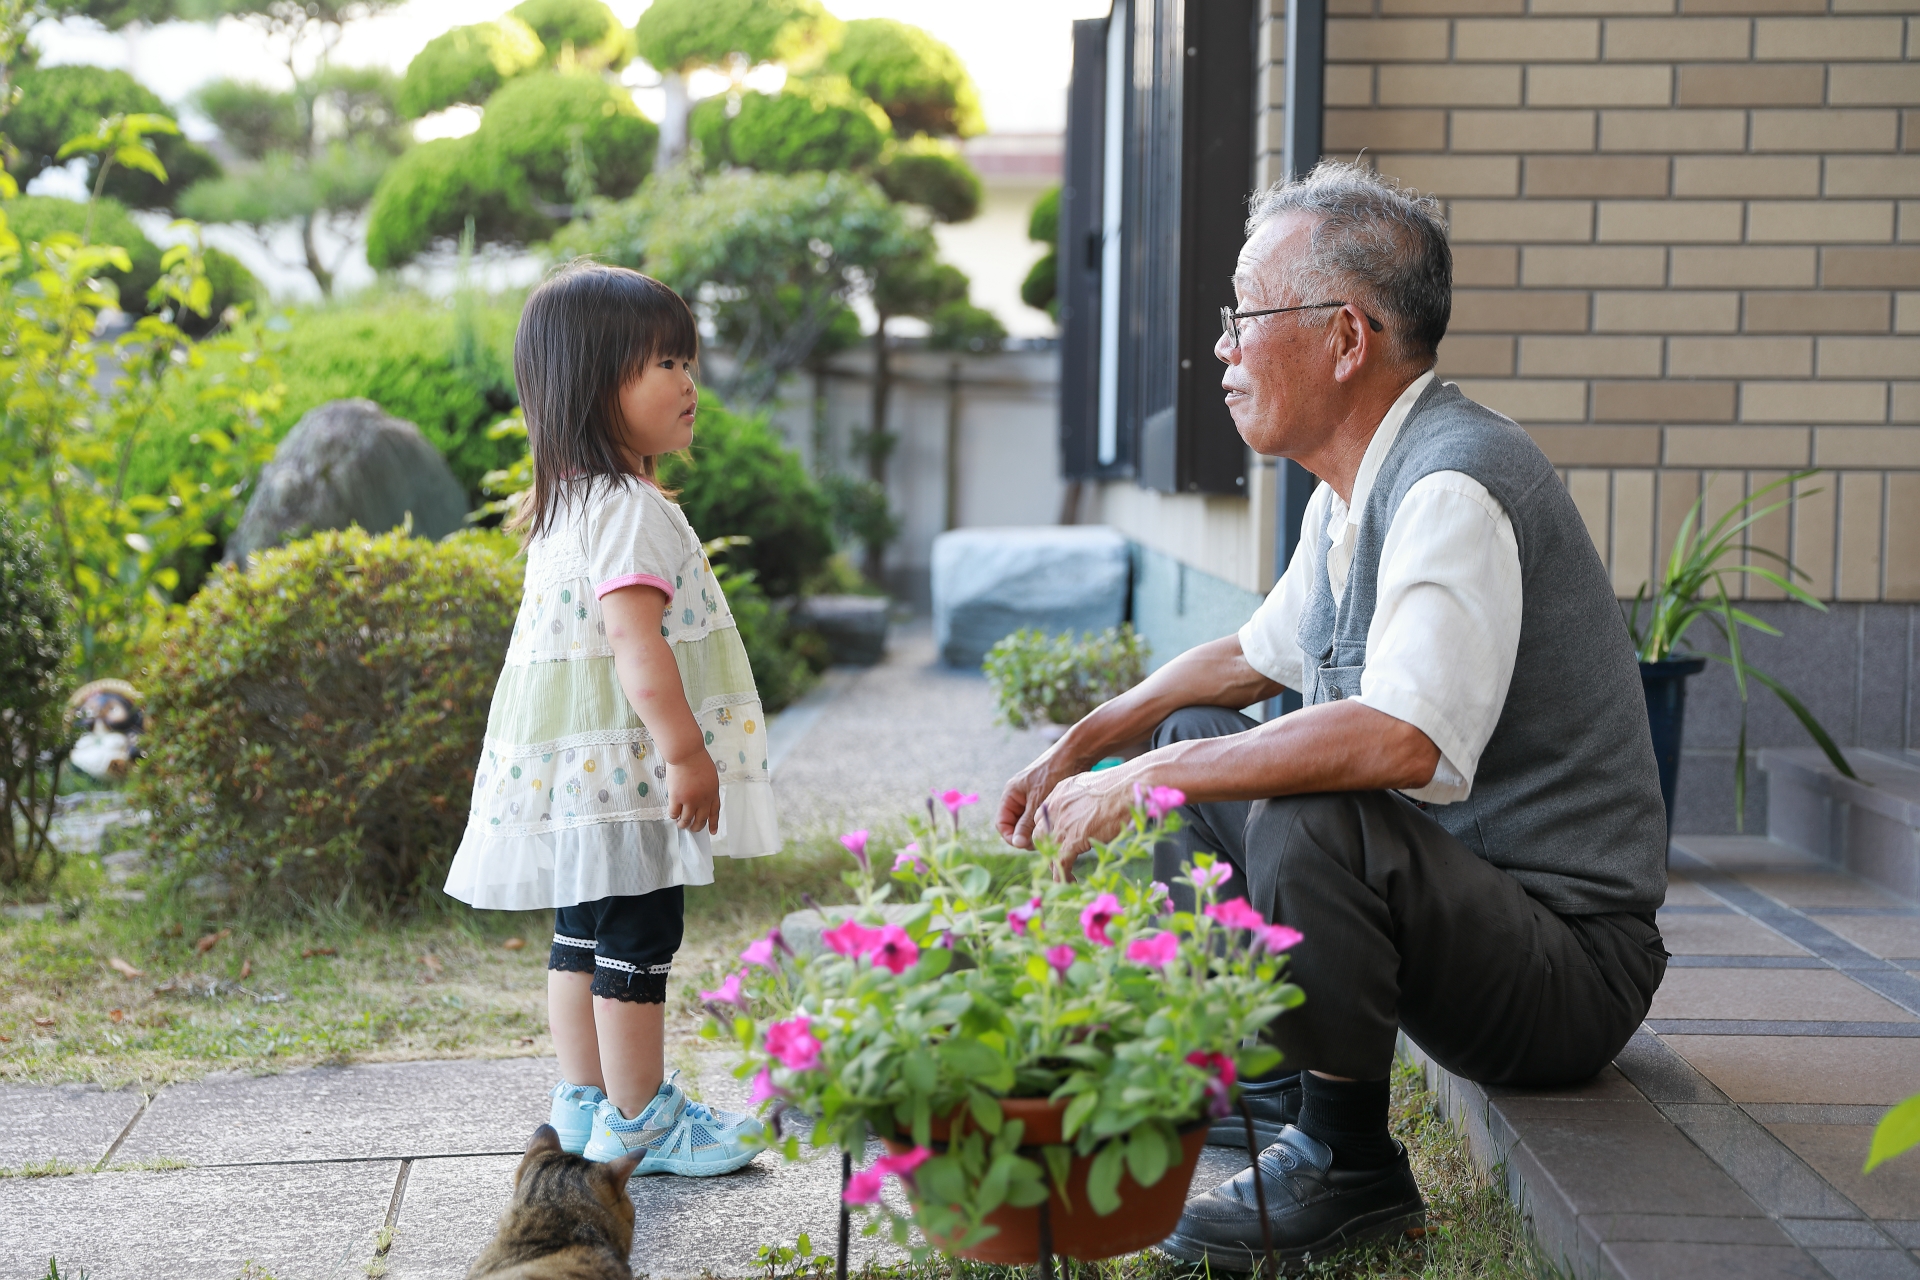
[1220,302,1384,348]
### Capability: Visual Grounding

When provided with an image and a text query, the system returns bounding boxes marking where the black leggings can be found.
[549,886,684,1004]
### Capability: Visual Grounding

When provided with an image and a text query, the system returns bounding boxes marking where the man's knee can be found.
[1251,791,1397,903]
[1150,704,1258,751]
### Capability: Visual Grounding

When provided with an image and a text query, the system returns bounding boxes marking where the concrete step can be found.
[1760,748,1920,903]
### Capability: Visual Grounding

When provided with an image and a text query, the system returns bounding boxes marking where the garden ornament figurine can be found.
[999,159,1669,1270]
[67,679,143,782]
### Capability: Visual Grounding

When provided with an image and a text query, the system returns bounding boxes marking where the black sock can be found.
[1296,1073,1396,1170]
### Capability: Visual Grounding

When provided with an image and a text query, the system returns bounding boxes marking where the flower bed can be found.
[702,789,1303,1259]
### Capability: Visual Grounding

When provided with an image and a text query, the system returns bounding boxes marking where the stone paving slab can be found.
[0,1083,143,1169]
[118,1057,559,1166]
[0,1160,397,1280]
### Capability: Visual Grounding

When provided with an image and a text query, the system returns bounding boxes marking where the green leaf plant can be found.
[704,791,1301,1258]
[0,113,282,680]
[1624,470,1858,827]
[1865,1094,1920,1173]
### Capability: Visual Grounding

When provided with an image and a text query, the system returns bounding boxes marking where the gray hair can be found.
[1244,160,1452,365]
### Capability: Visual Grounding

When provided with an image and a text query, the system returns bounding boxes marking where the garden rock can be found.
[931,527,1129,668]
[793,595,889,666]
[224,399,467,563]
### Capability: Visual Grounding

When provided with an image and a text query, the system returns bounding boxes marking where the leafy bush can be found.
[826,17,985,139]
[1022,186,1060,318]
[0,506,75,893]
[875,136,980,223]
[511,0,632,69]
[718,77,891,176]
[136,528,520,909]
[7,64,221,209]
[659,400,835,600]
[365,138,538,268]
[712,554,816,713]
[2,197,258,329]
[927,298,1006,353]
[396,17,545,117]
[634,0,840,74]
[984,626,1150,729]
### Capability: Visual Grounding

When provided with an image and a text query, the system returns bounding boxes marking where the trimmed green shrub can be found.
[8,64,221,210]
[983,625,1150,729]
[1022,186,1061,318]
[660,400,834,600]
[136,528,519,909]
[475,70,656,198]
[720,78,890,175]
[511,0,633,69]
[1,196,258,331]
[365,138,540,268]
[397,17,545,118]
[634,0,840,74]
[0,506,76,893]
[826,18,985,139]
[927,298,1006,353]
[875,135,980,223]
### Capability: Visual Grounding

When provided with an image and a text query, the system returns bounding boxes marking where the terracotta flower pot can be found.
[883,1097,1208,1263]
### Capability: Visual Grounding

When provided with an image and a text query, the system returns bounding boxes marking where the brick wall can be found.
[1254,0,1920,601]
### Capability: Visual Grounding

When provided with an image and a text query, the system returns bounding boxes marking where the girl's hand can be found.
[666,753,721,834]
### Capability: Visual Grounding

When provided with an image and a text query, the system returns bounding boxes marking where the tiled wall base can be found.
[1763,748,1920,905]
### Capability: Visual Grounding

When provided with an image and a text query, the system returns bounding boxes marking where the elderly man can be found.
[997,161,1668,1267]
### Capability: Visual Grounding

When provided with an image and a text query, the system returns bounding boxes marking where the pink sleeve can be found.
[594,573,674,602]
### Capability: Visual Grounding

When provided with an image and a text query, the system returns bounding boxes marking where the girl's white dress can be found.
[445,478,780,910]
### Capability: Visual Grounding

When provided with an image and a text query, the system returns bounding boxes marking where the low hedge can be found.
[136,528,520,909]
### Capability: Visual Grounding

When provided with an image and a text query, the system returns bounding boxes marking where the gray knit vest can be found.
[1296,378,1667,915]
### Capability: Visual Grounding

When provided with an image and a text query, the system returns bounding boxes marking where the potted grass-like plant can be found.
[1627,470,1856,829]
[700,792,1299,1265]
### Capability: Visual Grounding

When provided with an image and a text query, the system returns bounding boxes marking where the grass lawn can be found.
[4,830,1549,1279]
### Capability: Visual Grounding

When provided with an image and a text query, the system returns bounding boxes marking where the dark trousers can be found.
[1151,707,1667,1085]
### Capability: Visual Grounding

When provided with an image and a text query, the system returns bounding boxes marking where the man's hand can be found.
[1032,770,1136,877]
[996,743,1092,850]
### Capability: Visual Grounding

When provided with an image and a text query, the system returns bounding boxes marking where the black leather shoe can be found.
[1160,1125,1425,1271]
[1204,1072,1301,1149]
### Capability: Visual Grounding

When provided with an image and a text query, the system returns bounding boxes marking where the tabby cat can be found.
[466,1125,644,1280]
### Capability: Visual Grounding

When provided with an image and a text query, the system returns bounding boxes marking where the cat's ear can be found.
[600,1150,643,1185]
[527,1124,565,1156]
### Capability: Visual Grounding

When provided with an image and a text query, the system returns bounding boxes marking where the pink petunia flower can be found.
[1079,892,1122,946]
[1186,1050,1239,1119]
[1126,930,1180,968]
[740,935,777,969]
[1144,785,1187,820]
[843,1167,887,1204]
[870,924,920,975]
[840,829,871,869]
[765,1016,822,1071]
[1007,896,1043,936]
[1149,881,1174,914]
[748,1067,780,1105]
[843,1146,932,1204]
[1190,861,1234,891]
[1256,923,1305,954]
[822,919,884,957]
[697,971,748,1008]
[893,848,926,874]
[1205,898,1267,931]
[1044,944,1077,975]
[877,1147,931,1176]
[937,789,980,817]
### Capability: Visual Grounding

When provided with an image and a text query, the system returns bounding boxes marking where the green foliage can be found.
[713,812,1296,1252]
[1028,184,1060,243]
[659,401,835,600]
[985,626,1149,729]
[135,528,519,910]
[1866,1094,1920,1173]
[1021,186,1060,319]
[189,79,302,160]
[0,159,282,679]
[3,196,257,332]
[556,168,921,405]
[366,71,655,266]
[128,293,521,504]
[7,64,220,210]
[875,135,979,223]
[633,0,840,74]
[510,0,631,70]
[820,473,898,574]
[0,506,75,893]
[927,299,1006,354]
[396,16,544,117]
[872,247,961,319]
[711,549,816,713]
[826,17,985,139]
[1625,471,1857,825]
[718,78,890,176]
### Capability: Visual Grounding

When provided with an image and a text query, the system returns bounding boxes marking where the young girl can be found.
[445,263,780,1177]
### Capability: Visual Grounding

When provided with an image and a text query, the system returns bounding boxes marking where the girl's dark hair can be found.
[511,260,699,541]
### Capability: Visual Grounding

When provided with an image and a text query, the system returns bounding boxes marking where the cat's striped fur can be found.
[466,1125,643,1280]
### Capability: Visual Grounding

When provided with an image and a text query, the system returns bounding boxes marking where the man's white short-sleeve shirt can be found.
[1236,371,1524,804]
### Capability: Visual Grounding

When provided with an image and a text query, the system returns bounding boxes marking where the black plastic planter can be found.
[1641,656,1706,832]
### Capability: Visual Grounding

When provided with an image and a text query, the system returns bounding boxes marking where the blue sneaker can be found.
[548,1080,607,1155]
[582,1072,763,1177]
